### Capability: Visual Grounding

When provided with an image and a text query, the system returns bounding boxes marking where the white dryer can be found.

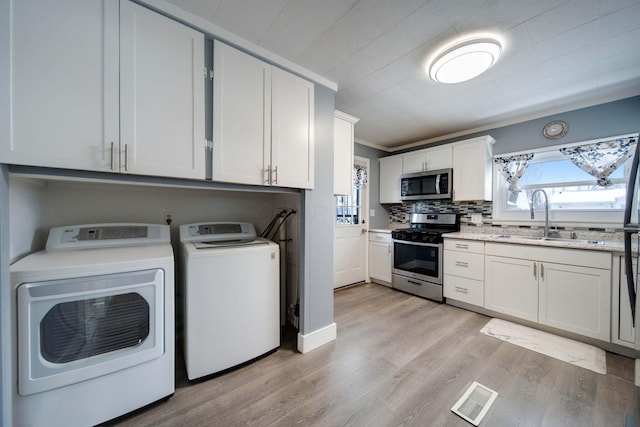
[10,223,174,427]
[179,222,280,380]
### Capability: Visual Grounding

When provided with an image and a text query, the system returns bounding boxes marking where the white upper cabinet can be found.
[402,145,452,174]
[3,0,119,171]
[2,0,205,179]
[271,67,314,189]
[212,41,315,189]
[333,111,358,195]
[452,136,494,201]
[212,41,271,186]
[120,1,205,179]
[379,155,403,204]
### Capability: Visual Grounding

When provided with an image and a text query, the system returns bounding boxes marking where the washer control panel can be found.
[180,222,256,243]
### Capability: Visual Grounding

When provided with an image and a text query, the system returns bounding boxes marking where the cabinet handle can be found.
[533,263,537,279]
[110,142,116,170]
[124,144,129,171]
[540,263,544,280]
[388,245,391,254]
[455,261,469,268]
[272,166,278,185]
[455,244,469,249]
[265,166,271,184]
[455,286,469,294]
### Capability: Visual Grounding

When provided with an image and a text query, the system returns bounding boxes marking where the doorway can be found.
[334,156,369,289]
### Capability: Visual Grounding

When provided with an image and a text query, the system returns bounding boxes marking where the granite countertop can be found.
[445,232,625,253]
[369,229,392,233]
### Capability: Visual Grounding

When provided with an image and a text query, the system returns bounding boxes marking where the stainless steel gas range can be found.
[391,213,460,302]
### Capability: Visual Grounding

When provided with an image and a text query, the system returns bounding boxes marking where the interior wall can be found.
[35,181,292,247]
[301,84,336,334]
[9,177,45,262]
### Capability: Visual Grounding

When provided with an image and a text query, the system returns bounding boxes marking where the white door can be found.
[120,1,205,179]
[334,157,369,289]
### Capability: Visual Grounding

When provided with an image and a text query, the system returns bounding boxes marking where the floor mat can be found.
[480,318,606,374]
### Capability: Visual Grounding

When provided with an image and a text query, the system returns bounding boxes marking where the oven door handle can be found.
[393,240,441,248]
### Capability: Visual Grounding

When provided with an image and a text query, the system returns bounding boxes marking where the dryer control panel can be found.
[46,223,170,251]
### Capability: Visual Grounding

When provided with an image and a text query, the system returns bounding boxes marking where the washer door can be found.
[17,269,164,396]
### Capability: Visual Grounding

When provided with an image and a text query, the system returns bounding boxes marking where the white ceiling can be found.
[166,0,640,149]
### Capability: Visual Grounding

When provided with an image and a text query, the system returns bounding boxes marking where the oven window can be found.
[40,293,150,363]
[394,242,439,277]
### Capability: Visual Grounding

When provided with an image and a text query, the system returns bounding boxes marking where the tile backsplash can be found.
[389,200,493,226]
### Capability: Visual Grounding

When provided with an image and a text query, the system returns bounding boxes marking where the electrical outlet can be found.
[164,212,174,225]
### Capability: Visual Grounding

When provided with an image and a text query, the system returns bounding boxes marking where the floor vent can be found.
[451,381,498,426]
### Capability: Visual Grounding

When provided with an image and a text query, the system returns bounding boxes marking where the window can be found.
[336,188,362,225]
[493,135,637,227]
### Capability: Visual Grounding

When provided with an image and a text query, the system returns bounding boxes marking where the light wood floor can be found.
[111,283,639,426]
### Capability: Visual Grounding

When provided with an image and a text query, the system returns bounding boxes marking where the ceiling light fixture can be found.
[428,36,502,84]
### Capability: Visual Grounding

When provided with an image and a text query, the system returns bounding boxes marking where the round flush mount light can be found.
[427,36,502,84]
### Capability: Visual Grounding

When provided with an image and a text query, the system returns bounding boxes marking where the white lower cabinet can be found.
[484,243,612,341]
[612,255,636,347]
[484,255,538,322]
[444,239,484,306]
[539,261,610,341]
[368,232,392,286]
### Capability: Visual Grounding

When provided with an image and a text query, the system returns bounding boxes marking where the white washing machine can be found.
[10,223,175,427]
[179,222,280,380]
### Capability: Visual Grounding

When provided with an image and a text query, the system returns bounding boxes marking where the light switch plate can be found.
[370,209,375,217]
[471,213,482,224]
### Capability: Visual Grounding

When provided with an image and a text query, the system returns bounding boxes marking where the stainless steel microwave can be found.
[400,168,452,201]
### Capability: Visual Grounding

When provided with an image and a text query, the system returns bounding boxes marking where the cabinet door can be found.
[402,151,426,173]
[212,41,271,185]
[3,0,119,171]
[485,255,538,322]
[369,241,392,284]
[453,139,492,201]
[613,256,636,347]
[333,112,357,195]
[271,67,314,189]
[539,262,610,341]
[120,1,205,179]
[379,156,402,203]
[425,145,452,171]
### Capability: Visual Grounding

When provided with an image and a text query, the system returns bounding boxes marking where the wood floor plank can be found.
[110,283,639,427]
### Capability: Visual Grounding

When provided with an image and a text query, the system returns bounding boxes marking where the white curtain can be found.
[559,136,637,187]
[353,164,368,188]
[494,153,534,202]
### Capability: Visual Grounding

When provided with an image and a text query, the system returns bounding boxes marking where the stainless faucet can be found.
[530,189,550,238]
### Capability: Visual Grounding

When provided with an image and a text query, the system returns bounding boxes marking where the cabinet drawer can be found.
[444,239,484,254]
[444,275,483,306]
[369,232,392,243]
[444,250,484,280]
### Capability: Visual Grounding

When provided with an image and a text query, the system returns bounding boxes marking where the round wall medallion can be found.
[542,120,568,139]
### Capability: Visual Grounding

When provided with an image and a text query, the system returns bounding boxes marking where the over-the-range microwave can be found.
[400,168,452,201]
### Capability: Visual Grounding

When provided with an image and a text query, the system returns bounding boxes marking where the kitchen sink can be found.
[491,234,604,245]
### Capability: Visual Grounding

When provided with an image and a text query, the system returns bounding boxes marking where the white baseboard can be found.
[636,359,640,387]
[297,322,337,354]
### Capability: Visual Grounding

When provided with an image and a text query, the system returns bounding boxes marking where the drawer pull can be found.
[455,244,469,249]
[455,261,469,268]
[455,286,469,294]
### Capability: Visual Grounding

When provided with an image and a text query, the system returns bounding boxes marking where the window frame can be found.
[492,133,637,229]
